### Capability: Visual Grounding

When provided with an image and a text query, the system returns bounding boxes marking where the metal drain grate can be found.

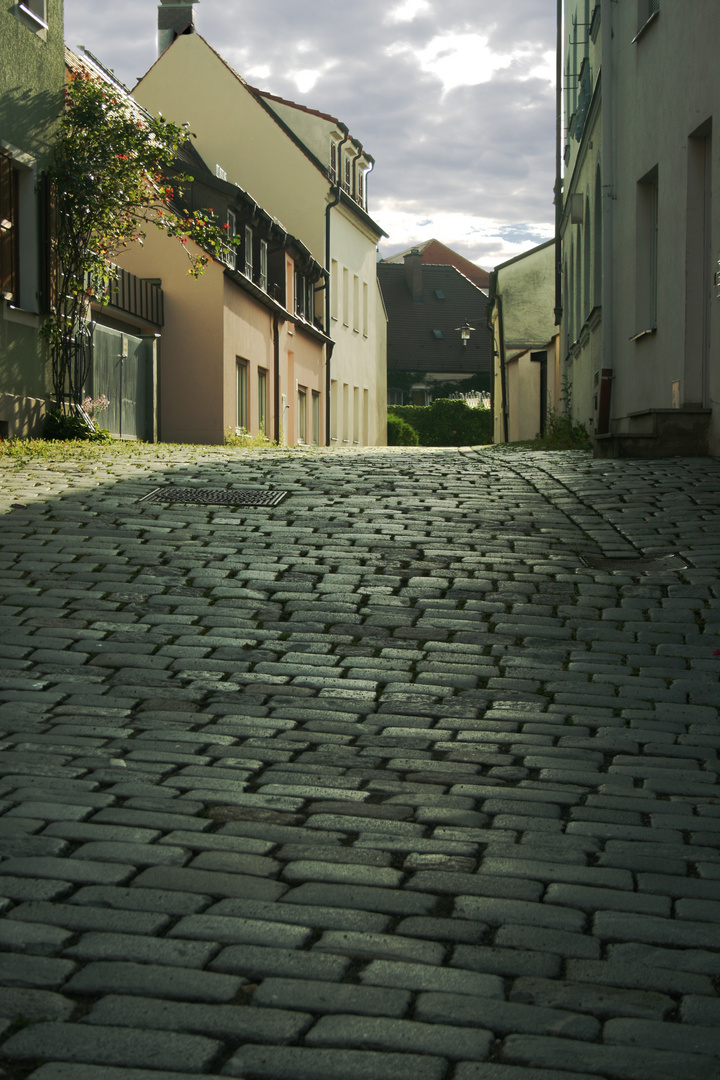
[580,553,688,573]
[139,487,288,508]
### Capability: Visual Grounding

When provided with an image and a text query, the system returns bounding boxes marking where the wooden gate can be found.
[89,324,156,441]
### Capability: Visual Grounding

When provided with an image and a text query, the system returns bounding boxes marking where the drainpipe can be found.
[489,271,509,444]
[554,0,563,326]
[273,314,281,443]
[324,123,350,445]
[597,0,614,435]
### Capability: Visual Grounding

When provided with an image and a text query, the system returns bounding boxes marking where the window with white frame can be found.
[0,146,39,312]
[244,225,253,278]
[258,239,267,291]
[330,140,338,181]
[16,0,47,34]
[257,368,268,435]
[0,153,19,303]
[311,390,320,445]
[353,275,359,332]
[297,385,307,443]
[236,358,248,430]
[223,210,236,269]
[362,281,368,337]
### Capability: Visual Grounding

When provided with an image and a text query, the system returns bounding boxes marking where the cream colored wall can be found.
[117,227,225,445]
[221,277,275,440]
[496,242,555,348]
[329,202,387,445]
[609,1,720,449]
[134,35,326,260]
[261,99,336,166]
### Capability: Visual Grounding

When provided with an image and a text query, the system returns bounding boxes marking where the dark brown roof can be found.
[377,263,491,375]
[382,239,490,289]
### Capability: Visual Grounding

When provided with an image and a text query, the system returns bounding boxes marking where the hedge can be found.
[388,398,492,447]
[387,413,420,445]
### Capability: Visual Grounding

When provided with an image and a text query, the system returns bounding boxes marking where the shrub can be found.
[389,399,492,446]
[387,413,419,445]
[43,411,111,442]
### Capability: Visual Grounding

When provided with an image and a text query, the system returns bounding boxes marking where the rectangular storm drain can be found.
[139,487,288,508]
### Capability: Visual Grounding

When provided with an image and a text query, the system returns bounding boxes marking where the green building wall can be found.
[0,0,65,436]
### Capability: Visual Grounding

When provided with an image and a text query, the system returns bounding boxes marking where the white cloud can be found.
[388,32,515,94]
[375,201,553,269]
[385,0,432,25]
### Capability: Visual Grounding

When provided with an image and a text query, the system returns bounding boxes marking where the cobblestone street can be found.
[0,444,719,1080]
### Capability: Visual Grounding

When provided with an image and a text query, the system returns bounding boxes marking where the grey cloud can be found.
[64,0,557,265]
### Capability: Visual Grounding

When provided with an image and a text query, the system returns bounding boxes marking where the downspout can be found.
[554,0,563,325]
[324,123,350,445]
[489,271,509,444]
[273,314,281,443]
[597,0,614,435]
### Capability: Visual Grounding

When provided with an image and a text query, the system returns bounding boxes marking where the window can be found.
[311,390,320,445]
[257,368,268,435]
[0,153,19,303]
[244,225,253,278]
[330,379,338,440]
[330,141,338,180]
[297,386,307,443]
[223,210,236,269]
[363,282,368,337]
[432,329,445,340]
[236,358,248,430]
[342,267,349,326]
[330,260,339,321]
[0,146,39,312]
[258,239,267,291]
[16,0,47,34]
[634,168,659,336]
[353,275,359,332]
[343,155,351,193]
[353,387,359,443]
[306,282,314,324]
[342,382,349,441]
[295,272,305,318]
[356,170,364,206]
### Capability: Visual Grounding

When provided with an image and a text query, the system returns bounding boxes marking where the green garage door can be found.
[90,324,156,441]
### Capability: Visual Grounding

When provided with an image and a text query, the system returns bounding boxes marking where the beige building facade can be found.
[490,240,560,443]
[134,22,387,446]
[561,0,720,456]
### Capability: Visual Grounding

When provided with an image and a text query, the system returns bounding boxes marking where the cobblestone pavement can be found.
[0,443,719,1080]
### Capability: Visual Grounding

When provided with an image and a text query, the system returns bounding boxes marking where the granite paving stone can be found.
[2,447,720,1080]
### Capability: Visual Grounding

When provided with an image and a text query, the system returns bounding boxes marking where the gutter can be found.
[324,124,350,445]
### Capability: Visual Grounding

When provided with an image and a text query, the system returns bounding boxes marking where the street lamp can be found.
[455,322,475,347]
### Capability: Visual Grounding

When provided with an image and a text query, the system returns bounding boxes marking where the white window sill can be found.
[3,302,39,327]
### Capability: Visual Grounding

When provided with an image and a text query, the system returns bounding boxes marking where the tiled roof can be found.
[377,263,492,375]
[382,239,490,289]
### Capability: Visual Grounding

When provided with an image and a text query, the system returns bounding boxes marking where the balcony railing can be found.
[105,265,164,327]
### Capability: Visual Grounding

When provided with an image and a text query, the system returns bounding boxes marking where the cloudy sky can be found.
[63,0,557,270]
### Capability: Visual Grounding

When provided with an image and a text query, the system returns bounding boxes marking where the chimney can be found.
[404,248,423,302]
[158,0,199,55]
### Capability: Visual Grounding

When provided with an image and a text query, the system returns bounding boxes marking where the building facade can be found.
[133,8,387,447]
[560,0,720,456]
[0,0,64,437]
[489,239,560,443]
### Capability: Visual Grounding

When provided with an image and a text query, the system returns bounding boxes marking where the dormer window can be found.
[343,156,351,193]
[356,170,364,207]
[330,141,337,181]
[223,210,236,269]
